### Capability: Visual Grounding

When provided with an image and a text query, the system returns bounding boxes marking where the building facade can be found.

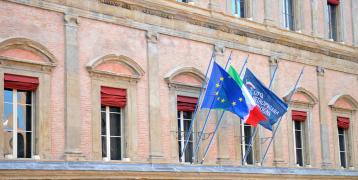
[0,0,357,179]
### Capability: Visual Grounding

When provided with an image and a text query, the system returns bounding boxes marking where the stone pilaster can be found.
[264,0,275,26]
[269,56,286,167]
[316,66,331,168]
[216,112,231,165]
[294,0,304,32]
[352,0,358,46]
[64,13,83,160]
[146,31,163,162]
[338,0,346,43]
[323,0,330,39]
[310,0,319,37]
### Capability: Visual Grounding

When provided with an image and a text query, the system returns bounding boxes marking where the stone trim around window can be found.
[0,37,57,160]
[329,94,357,169]
[88,54,143,162]
[284,87,318,168]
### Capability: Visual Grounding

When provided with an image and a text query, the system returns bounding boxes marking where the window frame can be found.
[282,0,294,30]
[240,121,256,165]
[327,3,338,41]
[293,120,305,167]
[101,106,124,161]
[177,110,194,163]
[337,127,348,168]
[3,89,35,159]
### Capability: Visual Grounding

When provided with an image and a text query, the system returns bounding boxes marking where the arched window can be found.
[329,94,358,169]
[165,66,204,163]
[0,38,56,159]
[87,54,144,161]
[284,87,318,167]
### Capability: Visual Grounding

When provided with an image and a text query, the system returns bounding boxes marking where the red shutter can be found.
[101,86,127,108]
[292,110,307,122]
[4,73,39,91]
[177,96,198,112]
[328,0,339,5]
[337,117,349,129]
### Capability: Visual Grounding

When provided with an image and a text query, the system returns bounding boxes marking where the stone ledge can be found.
[0,161,357,177]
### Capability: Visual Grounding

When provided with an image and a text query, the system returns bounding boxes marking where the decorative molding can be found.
[269,55,280,66]
[283,87,319,106]
[316,66,325,76]
[86,54,144,81]
[64,13,79,26]
[146,31,159,43]
[214,43,225,56]
[328,94,358,111]
[165,66,205,90]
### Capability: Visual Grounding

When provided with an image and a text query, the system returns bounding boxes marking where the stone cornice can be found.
[5,0,358,75]
[96,0,357,62]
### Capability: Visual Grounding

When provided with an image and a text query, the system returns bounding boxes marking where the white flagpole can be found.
[180,50,215,161]
[191,51,233,163]
[260,67,305,165]
[242,64,278,165]
[200,55,249,164]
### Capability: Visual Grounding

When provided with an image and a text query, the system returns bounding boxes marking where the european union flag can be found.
[201,62,249,119]
[243,69,288,131]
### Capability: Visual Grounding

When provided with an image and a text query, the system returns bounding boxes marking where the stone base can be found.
[321,162,333,169]
[216,157,232,165]
[64,152,86,161]
[148,155,165,163]
[273,159,288,167]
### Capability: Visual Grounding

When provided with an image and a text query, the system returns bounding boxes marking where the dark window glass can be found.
[101,106,106,112]
[244,124,254,165]
[101,136,106,158]
[183,111,192,120]
[233,0,246,18]
[17,133,25,158]
[338,127,347,168]
[101,112,106,135]
[283,0,294,30]
[294,121,304,166]
[110,137,121,160]
[340,152,347,168]
[328,3,337,41]
[178,111,193,163]
[110,107,121,113]
[110,113,121,136]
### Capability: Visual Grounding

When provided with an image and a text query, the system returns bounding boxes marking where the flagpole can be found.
[260,67,305,165]
[192,51,233,163]
[242,64,278,165]
[200,55,248,164]
[180,50,215,160]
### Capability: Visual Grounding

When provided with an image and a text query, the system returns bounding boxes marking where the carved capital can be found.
[269,56,280,66]
[64,14,79,26]
[316,66,325,76]
[146,31,159,43]
[214,44,225,56]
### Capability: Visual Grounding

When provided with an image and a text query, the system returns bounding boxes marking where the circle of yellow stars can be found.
[215,76,243,106]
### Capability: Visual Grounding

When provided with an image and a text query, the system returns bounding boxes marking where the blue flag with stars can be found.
[201,62,249,119]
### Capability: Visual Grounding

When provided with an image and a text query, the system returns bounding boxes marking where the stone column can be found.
[310,0,319,37]
[146,31,163,162]
[338,0,346,43]
[269,57,286,167]
[264,0,275,26]
[316,66,331,168]
[353,0,358,46]
[64,13,83,160]
[323,0,330,39]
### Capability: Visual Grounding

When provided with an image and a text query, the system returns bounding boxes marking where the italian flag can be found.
[228,66,266,126]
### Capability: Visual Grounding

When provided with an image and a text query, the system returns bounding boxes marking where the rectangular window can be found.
[338,127,347,168]
[232,0,245,18]
[293,121,304,166]
[3,88,34,158]
[177,0,188,3]
[241,122,254,165]
[283,0,294,30]
[178,111,193,163]
[328,3,338,41]
[101,106,123,160]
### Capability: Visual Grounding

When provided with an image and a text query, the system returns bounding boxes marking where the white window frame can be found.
[338,127,348,168]
[241,121,255,165]
[101,106,123,161]
[178,110,193,163]
[282,0,294,30]
[293,120,305,167]
[4,89,34,159]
